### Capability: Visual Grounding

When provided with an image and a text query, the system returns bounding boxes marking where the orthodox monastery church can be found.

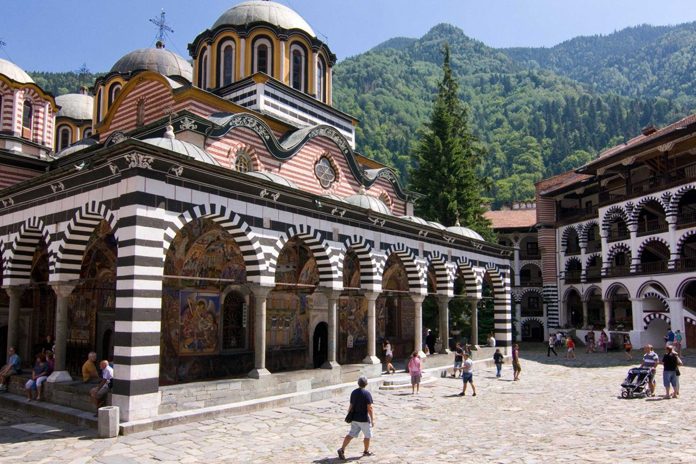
[0,1,512,423]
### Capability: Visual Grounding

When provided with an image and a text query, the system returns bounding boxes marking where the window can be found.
[290,43,306,92]
[252,37,273,75]
[57,125,72,150]
[528,296,540,310]
[615,253,626,266]
[526,241,539,256]
[107,83,121,107]
[222,292,247,350]
[316,56,326,102]
[83,128,93,139]
[235,150,251,173]
[314,156,336,189]
[198,47,209,89]
[22,100,33,136]
[220,42,235,86]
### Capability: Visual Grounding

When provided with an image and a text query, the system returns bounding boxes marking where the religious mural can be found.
[161,218,251,384]
[376,254,413,357]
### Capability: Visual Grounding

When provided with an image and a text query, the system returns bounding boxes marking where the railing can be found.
[677,210,696,228]
[636,260,669,274]
[565,270,582,283]
[585,268,602,282]
[519,252,541,260]
[606,266,631,277]
[675,257,696,272]
[596,163,696,207]
[521,309,544,317]
[606,230,630,242]
[586,241,602,253]
[565,247,581,256]
[557,205,599,224]
[636,219,668,236]
[519,279,543,287]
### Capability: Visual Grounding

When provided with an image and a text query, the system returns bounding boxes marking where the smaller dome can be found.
[56,93,93,121]
[446,225,484,241]
[246,171,298,189]
[322,193,346,202]
[0,58,34,84]
[400,216,429,226]
[143,125,219,166]
[344,187,392,215]
[54,138,98,158]
[428,221,446,230]
[110,48,193,81]
[213,1,315,36]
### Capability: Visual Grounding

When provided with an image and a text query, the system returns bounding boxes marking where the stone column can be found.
[322,290,341,369]
[469,298,479,346]
[249,285,273,378]
[437,295,451,353]
[363,292,380,364]
[4,287,22,358]
[239,38,246,77]
[603,299,612,330]
[411,294,425,353]
[667,215,678,270]
[513,243,520,286]
[629,298,644,348]
[48,284,76,383]
[668,298,686,349]
[515,301,522,342]
[582,299,589,329]
[629,224,639,272]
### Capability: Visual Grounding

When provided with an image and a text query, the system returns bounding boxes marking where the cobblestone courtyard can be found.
[0,347,693,464]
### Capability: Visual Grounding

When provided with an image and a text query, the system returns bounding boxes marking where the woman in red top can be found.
[566,337,576,360]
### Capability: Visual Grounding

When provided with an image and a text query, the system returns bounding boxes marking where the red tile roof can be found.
[536,170,592,196]
[484,209,537,229]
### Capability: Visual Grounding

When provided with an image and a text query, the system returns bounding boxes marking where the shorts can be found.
[461,372,473,384]
[453,361,462,368]
[567,348,574,352]
[348,421,373,439]
[411,374,422,385]
[663,370,679,390]
[25,376,48,390]
[513,361,521,372]
[385,355,393,363]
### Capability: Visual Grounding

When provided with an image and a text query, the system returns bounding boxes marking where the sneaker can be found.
[458,392,465,396]
[337,448,345,461]
[363,450,374,457]
[472,393,477,397]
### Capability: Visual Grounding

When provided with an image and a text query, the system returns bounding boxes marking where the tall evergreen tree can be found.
[409,44,492,239]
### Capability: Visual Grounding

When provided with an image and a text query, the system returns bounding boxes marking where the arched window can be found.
[289,43,307,91]
[107,83,121,107]
[316,55,326,102]
[83,128,93,139]
[222,291,247,350]
[96,89,102,121]
[22,100,33,139]
[252,37,273,75]
[234,147,253,172]
[198,47,209,89]
[219,41,235,87]
[57,125,72,150]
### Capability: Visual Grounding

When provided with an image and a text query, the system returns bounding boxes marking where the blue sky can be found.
[2,0,696,72]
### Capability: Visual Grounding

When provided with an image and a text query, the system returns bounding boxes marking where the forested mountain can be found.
[332,24,683,205]
[28,22,695,205]
[504,22,696,108]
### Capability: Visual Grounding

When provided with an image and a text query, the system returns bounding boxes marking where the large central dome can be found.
[213,1,315,37]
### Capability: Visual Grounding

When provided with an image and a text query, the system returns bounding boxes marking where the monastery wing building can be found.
[0,1,512,423]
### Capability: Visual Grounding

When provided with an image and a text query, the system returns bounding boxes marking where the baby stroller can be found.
[620,367,652,399]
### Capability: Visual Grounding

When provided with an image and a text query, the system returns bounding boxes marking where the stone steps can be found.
[0,391,97,429]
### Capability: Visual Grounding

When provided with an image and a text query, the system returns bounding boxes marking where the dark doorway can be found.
[0,325,6,365]
[522,320,544,342]
[313,322,328,368]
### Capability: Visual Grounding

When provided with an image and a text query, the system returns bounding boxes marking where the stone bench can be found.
[6,371,105,412]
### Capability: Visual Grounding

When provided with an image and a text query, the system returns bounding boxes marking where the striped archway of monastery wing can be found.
[343,251,361,289]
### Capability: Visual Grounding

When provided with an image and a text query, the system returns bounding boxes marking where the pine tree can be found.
[409,44,493,240]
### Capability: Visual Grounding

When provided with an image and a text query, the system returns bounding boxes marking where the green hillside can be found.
[333,24,683,205]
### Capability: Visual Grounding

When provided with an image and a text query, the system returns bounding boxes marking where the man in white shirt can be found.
[457,353,477,397]
[90,360,114,410]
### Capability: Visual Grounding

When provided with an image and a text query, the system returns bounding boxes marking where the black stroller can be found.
[620,367,653,398]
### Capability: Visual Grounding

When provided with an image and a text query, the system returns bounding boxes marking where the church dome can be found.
[446,225,485,241]
[400,215,429,226]
[0,58,34,84]
[213,1,316,37]
[246,171,298,189]
[344,187,392,215]
[143,126,220,166]
[54,138,98,158]
[56,93,93,121]
[110,47,193,81]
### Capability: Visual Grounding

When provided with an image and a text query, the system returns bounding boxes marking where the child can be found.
[407,351,422,394]
[566,336,576,360]
[493,348,504,378]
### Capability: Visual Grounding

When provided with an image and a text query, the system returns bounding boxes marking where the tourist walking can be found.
[452,343,464,378]
[585,331,596,353]
[425,329,436,355]
[547,335,558,357]
[566,336,576,360]
[382,340,395,374]
[493,348,503,377]
[665,328,675,348]
[458,353,476,396]
[338,376,374,460]
[674,330,683,355]
[512,344,522,381]
[598,331,608,352]
[0,346,21,392]
[662,345,683,399]
[623,335,633,360]
[640,344,659,396]
[408,351,423,394]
